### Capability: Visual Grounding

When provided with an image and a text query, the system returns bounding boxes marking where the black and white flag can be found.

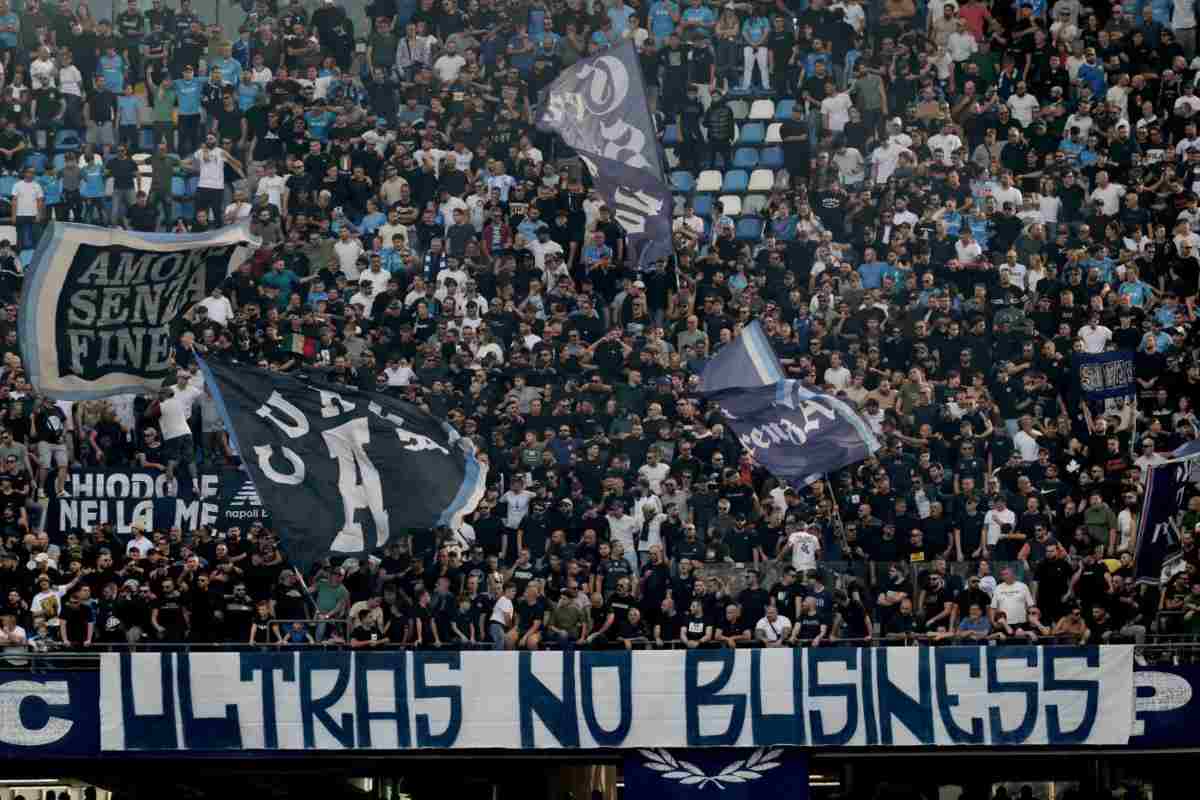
[19,223,256,399]
[536,42,674,267]
[200,359,487,566]
[535,41,664,181]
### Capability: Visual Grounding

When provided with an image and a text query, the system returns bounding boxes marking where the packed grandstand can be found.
[0,0,1194,656]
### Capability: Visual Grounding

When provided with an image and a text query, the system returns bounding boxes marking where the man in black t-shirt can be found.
[60,591,92,648]
[32,397,67,500]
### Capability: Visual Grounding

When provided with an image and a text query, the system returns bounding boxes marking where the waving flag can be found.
[536,42,672,267]
[700,322,879,483]
[20,223,255,399]
[200,359,486,566]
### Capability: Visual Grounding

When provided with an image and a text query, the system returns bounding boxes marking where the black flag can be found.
[200,359,487,566]
[535,42,674,267]
[19,223,256,399]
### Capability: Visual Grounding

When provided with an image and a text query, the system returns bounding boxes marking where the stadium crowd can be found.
[0,0,1196,655]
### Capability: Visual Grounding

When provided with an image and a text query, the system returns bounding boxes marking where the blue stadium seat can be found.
[139,128,155,152]
[736,216,763,241]
[692,193,714,218]
[759,146,785,169]
[22,153,47,173]
[19,250,32,268]
[738,122,765,145]
[52,153,67,172]
[663,124,681,146]
[732,148,759,169]
[0,176,16,199]
[670,170,696,193]
[775,99,796,120]
[54,129,81,152]
[721,170,749,193]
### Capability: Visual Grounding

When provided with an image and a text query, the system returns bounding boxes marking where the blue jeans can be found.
[15,216,36,251]
[489,622,508,651]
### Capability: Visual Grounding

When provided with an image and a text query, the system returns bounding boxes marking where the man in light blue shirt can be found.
[741,10,770,90]
[649,0,679,45]
[210,48,242,90]
[100,48,126,95]
[174,64,204,156]
[607,0,637,38]
[857,248,887,289]
[680,0,716,39]
[0,1,18,55]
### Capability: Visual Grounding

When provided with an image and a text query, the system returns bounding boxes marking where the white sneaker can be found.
[1134,652,1148,667]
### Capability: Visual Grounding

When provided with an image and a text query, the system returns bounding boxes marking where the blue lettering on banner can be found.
[98,648,1134,751]
[0,672,99,757]
[934,648,985,744]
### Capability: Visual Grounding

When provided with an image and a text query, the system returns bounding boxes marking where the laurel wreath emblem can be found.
[638,747,784,790]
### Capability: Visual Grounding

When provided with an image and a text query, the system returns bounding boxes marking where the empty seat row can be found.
[727,99,799,121]
[689,167,782,194]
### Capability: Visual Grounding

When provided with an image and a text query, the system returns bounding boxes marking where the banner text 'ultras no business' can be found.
[100,648,1132,751]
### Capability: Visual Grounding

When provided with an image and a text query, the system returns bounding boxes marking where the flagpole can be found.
[1129,395,1138,459]
[293,566,320,616]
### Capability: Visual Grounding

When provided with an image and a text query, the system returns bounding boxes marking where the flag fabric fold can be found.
[199,359,487,566]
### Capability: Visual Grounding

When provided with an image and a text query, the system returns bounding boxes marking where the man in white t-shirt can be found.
[637,449,671,494]
[822,352,852,390]
[126,525,155,558]
[1013,416,1041,461]
[983,497,1017,548]
[155,362,205,499]
[488,582,518,650]
[433,41,467,83]
[754,604,793,647]
[384,358,416,386]
[196,286,234,327]
[989,567,1034,625]
[991,173,1023,209]
[1006,82,1040,127]
[185,134,243,228]
[499,475,534,556]
[254,161,288,211]
[334,227,366,280]
[1089,170,1126,217]
[1078,314,1113,353]
[821,87,853,133]
[11,168,44,251]
[782,522,821,572]
[29,47,56,91]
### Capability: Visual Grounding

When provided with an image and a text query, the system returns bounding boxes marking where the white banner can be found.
[99,647,1132,751]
